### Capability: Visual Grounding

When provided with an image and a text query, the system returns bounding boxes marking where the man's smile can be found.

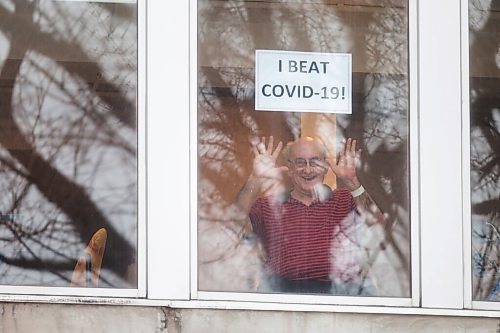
[301,174,317,181]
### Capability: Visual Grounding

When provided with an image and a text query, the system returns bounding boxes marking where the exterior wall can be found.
[0,303,499,333]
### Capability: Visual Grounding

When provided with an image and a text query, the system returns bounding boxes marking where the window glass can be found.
[469,0,500,301]
[0,0,137,288]
[197,0,410,297]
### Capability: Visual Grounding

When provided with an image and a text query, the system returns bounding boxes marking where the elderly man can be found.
[235,136,384,294]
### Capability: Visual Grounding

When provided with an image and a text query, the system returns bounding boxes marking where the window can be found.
[0,0,143,296]
[468,0,500,305]
[196,0,412,301]
[3,0,498,315]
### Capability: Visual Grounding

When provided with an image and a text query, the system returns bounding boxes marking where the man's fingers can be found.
[346,139,354,167]
[340,138,359,160]
[271,141,283,160]
[346,138,353,156]
[257,142,266,154]
[341,139,347,156]
[350,139,357,156]
[267,136,274,155]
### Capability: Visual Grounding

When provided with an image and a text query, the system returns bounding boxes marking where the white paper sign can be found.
[255,50,352,114]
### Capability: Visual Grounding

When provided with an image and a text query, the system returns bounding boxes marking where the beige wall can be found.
[0,303,499,333]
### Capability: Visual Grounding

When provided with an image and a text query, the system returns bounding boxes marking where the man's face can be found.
[288,140,328,195]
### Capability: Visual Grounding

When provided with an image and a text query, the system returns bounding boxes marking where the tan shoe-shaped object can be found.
[71,228,107,287]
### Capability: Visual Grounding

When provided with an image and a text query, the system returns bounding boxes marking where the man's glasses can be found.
[289,157,326,170]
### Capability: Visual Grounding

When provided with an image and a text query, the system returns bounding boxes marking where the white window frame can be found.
[0,0,147,298]
[185,0,419,308]
[147,0,191,300]
[418,0,464,310]
[462,0,474,310]
[147,0,474,312]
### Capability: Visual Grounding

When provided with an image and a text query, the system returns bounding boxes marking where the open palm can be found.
[329,138,361,190]
[252,136,288,180]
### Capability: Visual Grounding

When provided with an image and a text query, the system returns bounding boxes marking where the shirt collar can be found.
[284,184,334,205]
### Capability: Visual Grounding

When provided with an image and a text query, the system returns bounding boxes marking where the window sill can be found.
[1,294,500,318]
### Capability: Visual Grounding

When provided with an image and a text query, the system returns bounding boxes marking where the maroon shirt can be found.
[249,187,357,281]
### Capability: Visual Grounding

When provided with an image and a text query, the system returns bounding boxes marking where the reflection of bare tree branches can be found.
[21,57,136,157]
[0,1,136,129]
[2,52,133,281]
[0,1,137,287]
[198,0,410,296]
[2,214,72,283]
[470,0,500,300]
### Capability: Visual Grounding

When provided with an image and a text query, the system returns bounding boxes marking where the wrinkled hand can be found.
[251,136,288,180]
[328,138,361,190]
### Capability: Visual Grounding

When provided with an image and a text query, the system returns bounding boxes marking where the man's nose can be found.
[303,163,314,172]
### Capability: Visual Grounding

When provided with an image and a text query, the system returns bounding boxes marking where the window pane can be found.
[0,0,137,288]
[469,0,500,301]
[197,0,410,297]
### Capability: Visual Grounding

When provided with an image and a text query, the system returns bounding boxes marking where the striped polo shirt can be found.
[249,186,357,281]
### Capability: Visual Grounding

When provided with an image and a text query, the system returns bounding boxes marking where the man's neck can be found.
[290,189,316,206]
[290,184,331,206]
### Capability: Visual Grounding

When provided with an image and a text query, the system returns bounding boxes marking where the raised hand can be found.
[251,136,288,180]
[235,136,287,217]
[329,138,361,191]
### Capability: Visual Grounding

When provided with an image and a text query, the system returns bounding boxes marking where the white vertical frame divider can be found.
[409,0,421,308]
[419,0,464,309]
[189,0,199,300]
[147,0,191,299]
[461,0,473,310]
[136,0,147,299]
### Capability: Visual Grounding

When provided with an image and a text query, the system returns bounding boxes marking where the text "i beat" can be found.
[278,60,330,74]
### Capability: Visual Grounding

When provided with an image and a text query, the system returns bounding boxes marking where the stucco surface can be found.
[181,309,500,333]
[0,303,164,333]
[0,303,499,333]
